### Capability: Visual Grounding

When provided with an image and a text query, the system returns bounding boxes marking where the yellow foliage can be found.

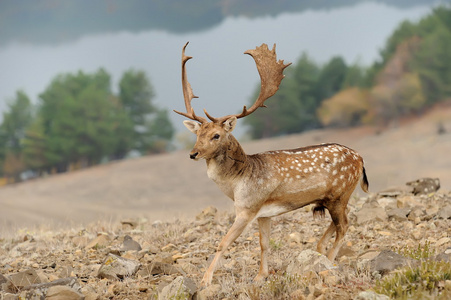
[317,87,370,127]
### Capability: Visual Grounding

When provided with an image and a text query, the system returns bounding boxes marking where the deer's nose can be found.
[190,152,199,159]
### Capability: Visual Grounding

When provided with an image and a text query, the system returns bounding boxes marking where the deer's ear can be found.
[183,120,201,134]
[222,117,237,133]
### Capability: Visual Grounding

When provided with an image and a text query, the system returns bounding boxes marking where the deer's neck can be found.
[206,134,249,181]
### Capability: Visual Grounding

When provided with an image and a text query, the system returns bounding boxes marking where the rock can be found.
[120,235,142,252]
[370,250,411,275]
[13,277,83,299]
[138,262,184,277]
[6,269,41,292]
[46,285,85,300]
[161,243,177,252]
[158,276,197,300]
[355,205,388,224]
[437,205,451,219]
[406,178,440,195]
[435,248,451,262]
[355,291,390,300]
[97,254,141,280]
[396,195,423,209]
[407,206,425,221]
[0,293,17,300]
[286,250,336,275]
[0,273,10,291]
[85,233,111,249]
[196,284,222,300]
[356,251,381,270]
[386,207,410,222]
[377,197,397,209]
[289,232,302,244]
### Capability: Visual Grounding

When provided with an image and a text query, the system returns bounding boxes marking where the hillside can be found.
[0,102,450,234]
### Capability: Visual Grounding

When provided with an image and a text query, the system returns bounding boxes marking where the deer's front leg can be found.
[254,217,271,282]
[200,210,255,287]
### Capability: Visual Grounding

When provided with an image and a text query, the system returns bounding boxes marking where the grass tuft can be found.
[374,242,451,299]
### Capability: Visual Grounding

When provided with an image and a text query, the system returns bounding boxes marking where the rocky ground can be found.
[1,179,451,300]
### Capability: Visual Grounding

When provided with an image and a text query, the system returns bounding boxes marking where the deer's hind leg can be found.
[316,220,336,255]
[314,204,335,255]
[325,200,350,261]
[315,199,349,261]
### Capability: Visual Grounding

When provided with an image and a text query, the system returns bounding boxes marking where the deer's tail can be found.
[361,166,369,193]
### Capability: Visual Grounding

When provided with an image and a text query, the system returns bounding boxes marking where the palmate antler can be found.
[174,42,291,124]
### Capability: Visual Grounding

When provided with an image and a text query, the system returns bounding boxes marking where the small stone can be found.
[85,233,111,249]
[437,205,451,219]
[436,237,451,247]
[161,243,177,252]
[377,197,397,209]
[355,206,388,224]
[120,235,142,252]
[286,250,336,275]
[318,269,339,285]
[196,283,222,300]
[289,232,302,244]
[7,269,41,292]
[386,208,410,222]
[355,291,390,300]
[370,250,411,275]
[397,195,423,209]
[97,254,141,280]
[46,285,84,300]
[407,207,425,221]
[411,229,423,240]
[159,276,197,300]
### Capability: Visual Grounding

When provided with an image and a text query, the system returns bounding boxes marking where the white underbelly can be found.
[256,203,290,218]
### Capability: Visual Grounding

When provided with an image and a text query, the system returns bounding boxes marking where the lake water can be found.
[0,2,437,136]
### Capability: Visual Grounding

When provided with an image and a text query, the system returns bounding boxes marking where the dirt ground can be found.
[1,102,450,235]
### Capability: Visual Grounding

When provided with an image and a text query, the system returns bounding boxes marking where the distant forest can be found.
[1,0,448,45]
[244,6,451,138]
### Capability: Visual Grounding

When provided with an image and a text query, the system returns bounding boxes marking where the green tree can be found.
[39,69,134,171]
[411,24,451,103]
[118,69,174,153]
[0,90,33,180]
[316,56,348,101]
[341,61,370,89]
[22,116,48,174]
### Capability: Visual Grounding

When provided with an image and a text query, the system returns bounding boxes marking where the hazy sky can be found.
[0,1,434,135]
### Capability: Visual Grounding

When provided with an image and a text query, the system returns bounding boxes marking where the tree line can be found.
[244,6,451,138]
[0,69,174,183]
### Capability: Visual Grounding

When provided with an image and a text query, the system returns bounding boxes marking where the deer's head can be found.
[174,42,291,161]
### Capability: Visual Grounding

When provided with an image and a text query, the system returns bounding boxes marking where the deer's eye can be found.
[212,134,220,140]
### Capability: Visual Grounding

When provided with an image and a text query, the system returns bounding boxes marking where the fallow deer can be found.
[174,42,369,287]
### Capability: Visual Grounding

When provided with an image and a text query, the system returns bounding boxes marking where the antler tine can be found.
[206,43,291,124]
[173,42,207,123]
